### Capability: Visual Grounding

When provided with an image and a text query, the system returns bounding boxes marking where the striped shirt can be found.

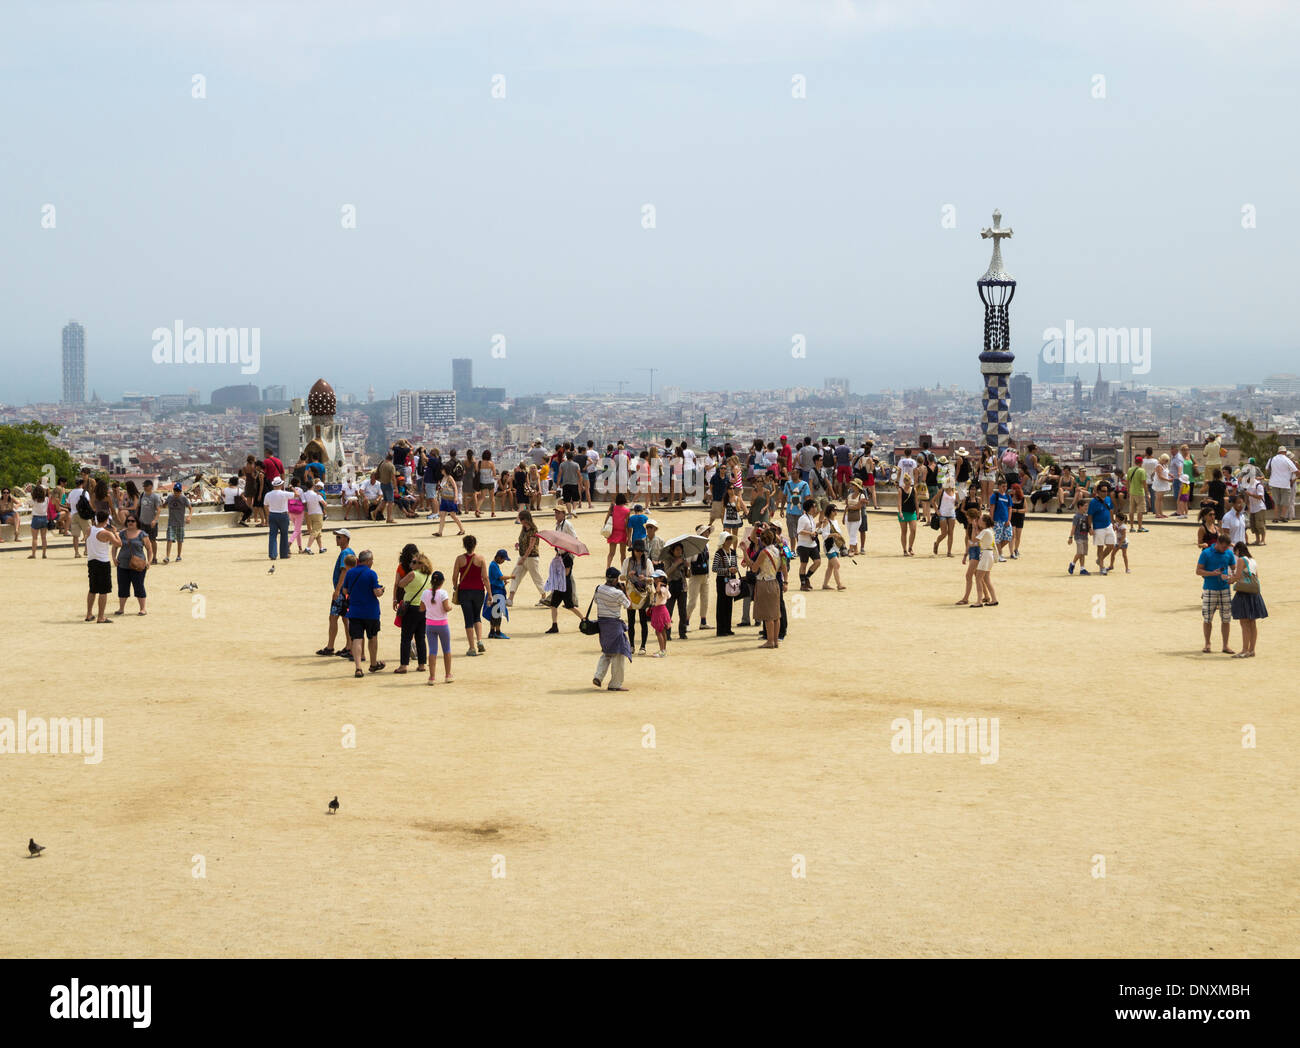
[594,584,631,619]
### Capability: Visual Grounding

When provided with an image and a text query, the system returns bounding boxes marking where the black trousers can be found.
[400,606,427,666]
[666,578,688,637]
[627,606,649,649]
[714,577,734,635]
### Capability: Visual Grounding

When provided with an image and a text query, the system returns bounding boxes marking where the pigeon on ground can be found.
[328,797,339,815]
[268,565,276,574]
[179,582,198,592]
[28,838,44,857]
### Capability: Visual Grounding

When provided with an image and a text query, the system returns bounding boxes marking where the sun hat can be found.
[938,456,949,464]
[272,476,284,486]
[956,448,969,457]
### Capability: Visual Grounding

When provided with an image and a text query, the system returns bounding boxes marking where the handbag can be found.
[394,572,429,625]
[600,518,614,539]
[929,512,941,530]
[128,553,148,571]
[725,577,741,597]
[578,593,601,635]
[1235,561,1260,595]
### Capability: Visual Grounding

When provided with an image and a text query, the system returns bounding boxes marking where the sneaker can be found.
[1079,568,1090,576]
[1068,563,1075,574]
[651,651,666,658]
[638,647,647,656]
[477,641,486,653]
[1125,568,1131,574]
[466,648,478,657]
[496,632,511,639]
[996,556,1007,562]
[545,625,559,634]
[1098,567,1109,575]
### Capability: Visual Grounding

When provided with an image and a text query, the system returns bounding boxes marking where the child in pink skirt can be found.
[648,572,671,657]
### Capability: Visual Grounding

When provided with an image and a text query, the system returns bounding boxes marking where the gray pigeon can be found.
[179,582,198,592]
[28,838,44,857]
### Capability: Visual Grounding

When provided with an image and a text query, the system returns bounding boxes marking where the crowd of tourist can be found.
[1,431,1290,662]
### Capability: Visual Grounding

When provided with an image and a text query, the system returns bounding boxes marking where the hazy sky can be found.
[2,0,1297,404]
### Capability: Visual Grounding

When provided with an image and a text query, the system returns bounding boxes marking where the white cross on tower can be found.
[979,209,1014,281]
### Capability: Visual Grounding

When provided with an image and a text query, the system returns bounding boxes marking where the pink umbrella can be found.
[537,529,589,556]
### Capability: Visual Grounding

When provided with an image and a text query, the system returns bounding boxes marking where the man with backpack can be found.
[66,471,94,558]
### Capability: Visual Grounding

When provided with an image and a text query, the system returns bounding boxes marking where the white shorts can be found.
[1094,526,1116,546]
[978,550,994,571]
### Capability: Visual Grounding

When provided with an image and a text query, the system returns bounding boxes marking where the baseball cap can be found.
[646,518,659,528]
[495,548,511,561]
[336,528,351,539]
[173,482,182,491]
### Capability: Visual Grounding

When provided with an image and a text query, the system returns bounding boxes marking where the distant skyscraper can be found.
[1037,344,1065,383]
[397,390,457,430]
[1072,376,1083,407]
[452,358,473,399]
[1009,372,1032,413]
[61,320,86,404]
[824,377,851,395]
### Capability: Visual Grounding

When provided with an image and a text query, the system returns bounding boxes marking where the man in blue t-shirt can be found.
[626,504,649,546]
[319,529,355,657]
[342,549,385,674]
[783,475,811,544]
[1195,531,1237,654]
[988,479,1013,560]
[1087,481,1117,574]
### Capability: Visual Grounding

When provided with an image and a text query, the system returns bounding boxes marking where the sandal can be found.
[393,667,407,674]
[316,648,334,656]
[369,661,386,672]
[355,669,365,678]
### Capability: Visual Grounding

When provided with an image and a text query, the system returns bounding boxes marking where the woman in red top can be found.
[603,492,631,569]
[451,534,488,656]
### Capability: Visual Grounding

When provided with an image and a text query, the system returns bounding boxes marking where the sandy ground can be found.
[1,507,1296,958]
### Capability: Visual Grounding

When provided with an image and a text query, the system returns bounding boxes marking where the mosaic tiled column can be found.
[977,210,1017,450]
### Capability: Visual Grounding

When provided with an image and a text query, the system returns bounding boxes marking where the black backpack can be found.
[76,491,92,520]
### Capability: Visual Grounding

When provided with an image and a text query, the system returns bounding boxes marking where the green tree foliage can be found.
[0,421,81,490]
[1221,413,1278,467]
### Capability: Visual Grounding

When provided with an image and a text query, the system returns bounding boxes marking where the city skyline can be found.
[2,2,1296,404]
